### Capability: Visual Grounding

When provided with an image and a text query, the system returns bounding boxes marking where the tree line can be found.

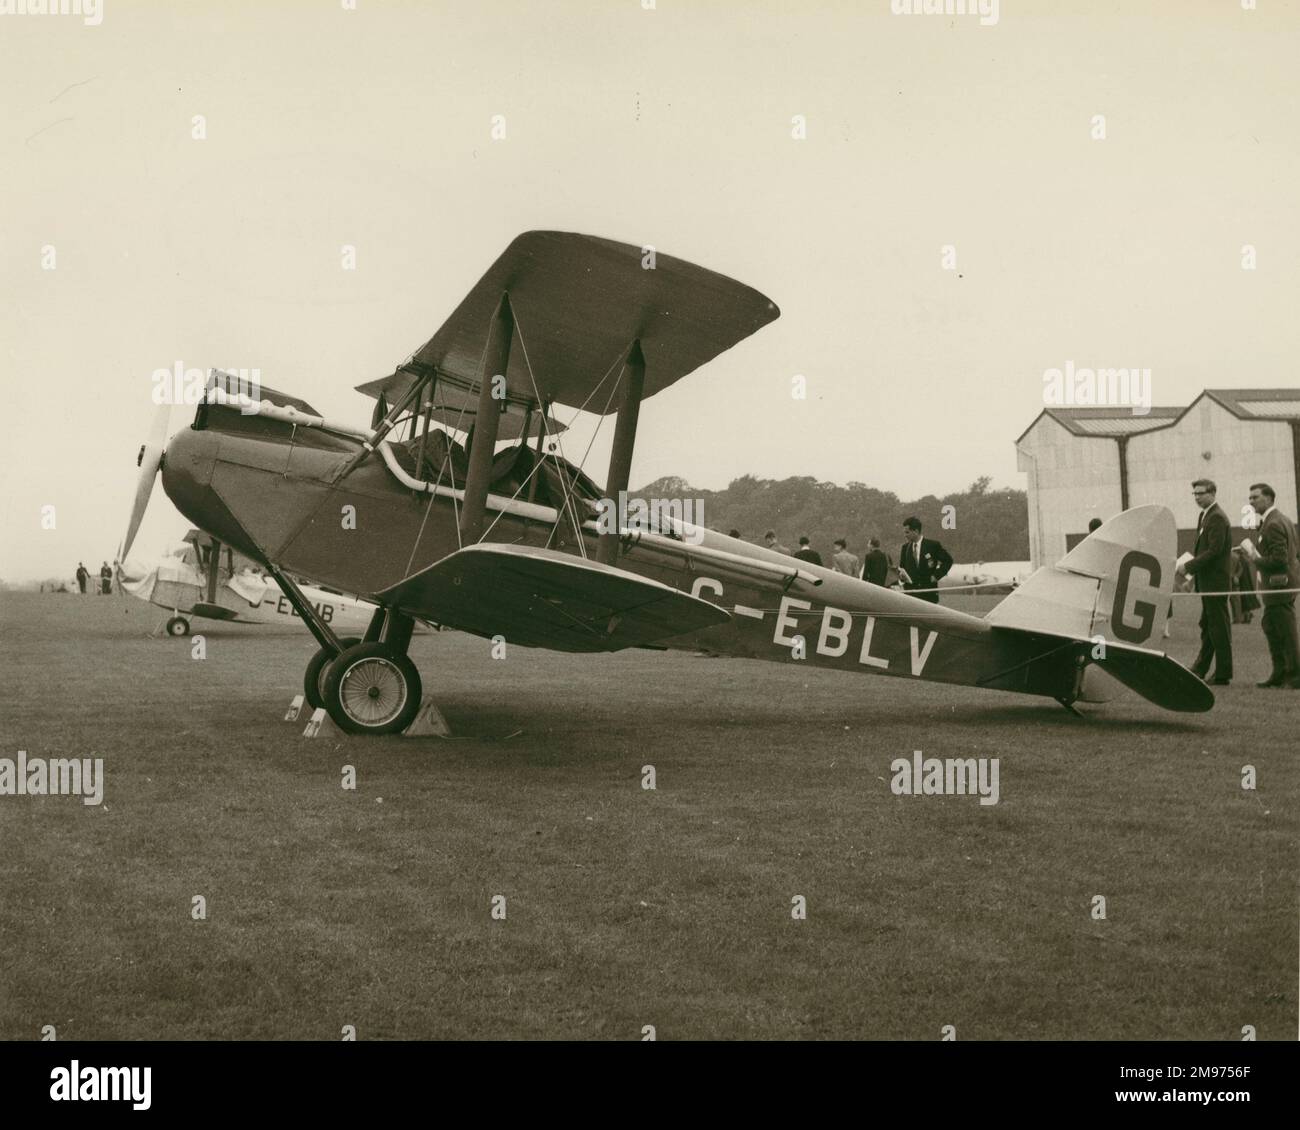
[632,473,1029,562]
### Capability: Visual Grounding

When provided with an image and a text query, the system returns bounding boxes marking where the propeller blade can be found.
[122,402,171,560]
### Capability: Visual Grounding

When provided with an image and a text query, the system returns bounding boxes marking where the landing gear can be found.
[303,637,361,710]
[166,615,190,637]
[322,643,423,735]
[1056,653,1088,715]
[271,564,423,736]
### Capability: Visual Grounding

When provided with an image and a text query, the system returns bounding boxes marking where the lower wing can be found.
[378,543,730,652]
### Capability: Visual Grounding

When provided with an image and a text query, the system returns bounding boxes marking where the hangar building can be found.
[1015,389,1300,569]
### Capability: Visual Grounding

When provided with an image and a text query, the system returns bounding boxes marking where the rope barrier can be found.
[1168,586,1300,598]
[899,582,1299,597]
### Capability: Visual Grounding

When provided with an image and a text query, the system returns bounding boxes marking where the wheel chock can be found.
[303,707,345,738]
[284,694,304,722]
[300,700,448,738]
[403,698,451,737]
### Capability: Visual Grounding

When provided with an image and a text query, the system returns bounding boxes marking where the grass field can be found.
[0,590,1295,1040]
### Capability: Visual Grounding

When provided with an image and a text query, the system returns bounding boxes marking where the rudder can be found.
[987,505,1175,647]
[986,506,1212,712]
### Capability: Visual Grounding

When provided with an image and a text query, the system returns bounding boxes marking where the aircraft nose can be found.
[160,426,220,525]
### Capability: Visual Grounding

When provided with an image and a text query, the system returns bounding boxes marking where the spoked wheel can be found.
[166,616,190,637]
[303,637,361,710]
[322,642,423,736]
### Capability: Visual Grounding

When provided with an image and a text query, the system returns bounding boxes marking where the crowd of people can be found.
[733,517,954,603]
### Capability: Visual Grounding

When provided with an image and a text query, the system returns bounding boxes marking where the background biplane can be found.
[117,528,377,638]
[122,231,1212,734]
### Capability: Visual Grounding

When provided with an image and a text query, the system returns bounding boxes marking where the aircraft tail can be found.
[985,505,1212,712]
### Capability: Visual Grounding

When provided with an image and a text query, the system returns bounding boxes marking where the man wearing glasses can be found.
[1180,479,1233,685]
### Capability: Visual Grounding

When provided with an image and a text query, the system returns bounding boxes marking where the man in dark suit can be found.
[1248,482,1300,688]
[861,538,889,585]
[793,536,822,566]
[899,517,952,604]
[1181,478,1232,685]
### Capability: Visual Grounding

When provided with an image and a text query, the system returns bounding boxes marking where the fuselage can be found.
[161,400,1083,703]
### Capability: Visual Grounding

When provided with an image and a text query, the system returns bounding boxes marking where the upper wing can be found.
[377,543,731,652]
[356,231,779,412]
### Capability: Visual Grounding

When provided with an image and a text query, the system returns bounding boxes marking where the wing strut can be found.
[459,291,514,543]
[331,365,435,486]
[206,537,222,605]
[597,339,645,565]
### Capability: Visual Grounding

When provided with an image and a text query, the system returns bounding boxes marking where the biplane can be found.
[123,231,1211,734]
[117,529,377,638]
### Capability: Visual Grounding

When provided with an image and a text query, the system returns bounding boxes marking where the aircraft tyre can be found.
[166,616,190,637]
[322,642,423,736]
[303,637,362,710]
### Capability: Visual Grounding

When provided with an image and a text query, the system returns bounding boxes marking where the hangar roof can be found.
[1017,389,1300,445]
[1016,406,1181,444]
[1203,388,1300,420]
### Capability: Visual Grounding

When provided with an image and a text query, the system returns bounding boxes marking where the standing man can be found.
[99,561,113,595]
[793,536,822,566]
[762,530,791,555]
[831,539,860,577]
[899,517,952,604]
[1181,478,1232,685]
[75,562,88,595]
[861,538,889,585]
[1247,482,1300,688]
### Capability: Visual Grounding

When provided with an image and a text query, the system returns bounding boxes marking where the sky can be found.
[2,0,1297,581]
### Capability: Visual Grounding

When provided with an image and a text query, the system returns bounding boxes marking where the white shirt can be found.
[904,537,923,580]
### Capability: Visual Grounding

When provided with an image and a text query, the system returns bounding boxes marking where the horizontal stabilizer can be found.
[1087,640,1214,713]
[379,543,731,652]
